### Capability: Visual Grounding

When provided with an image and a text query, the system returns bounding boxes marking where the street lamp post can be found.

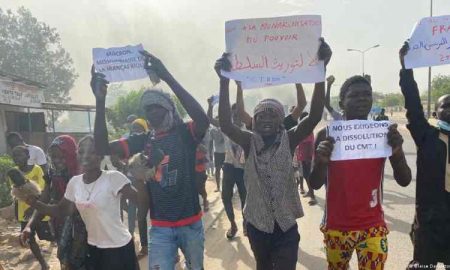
[347,44,380,76]
[427,0,433,119]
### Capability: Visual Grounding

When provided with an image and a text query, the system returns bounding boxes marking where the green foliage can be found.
[380,93,404,108]
[372,92,385,105]
[0,155,15,208]
[431,75,450,103]
[106,88,145,130]
[0,7,77,104]
[106,88,188,132]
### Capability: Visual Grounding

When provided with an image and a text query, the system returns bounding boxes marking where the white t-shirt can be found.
[224,137,245,169]
[64,170,132,248]
[27,145,47,166]
[210,127,226,153]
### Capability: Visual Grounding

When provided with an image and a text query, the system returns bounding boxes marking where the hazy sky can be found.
[1,0,450,107]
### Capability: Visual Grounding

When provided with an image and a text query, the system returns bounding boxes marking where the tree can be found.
[381,93,403,108]
[0,7,77,104]
[106,88,188,132]
[431,75,450,103]
[372,92,385,106]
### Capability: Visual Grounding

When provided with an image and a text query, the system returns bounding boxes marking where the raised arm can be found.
[310,129,334,190]
[398,42,431,145]
[207,97,219,127]
[325,75,338,115]
[91,65,110,156]
[288,38,331,151]
[215,54,252,154]
[289,83,307,120]
[288,82,325,151]
[141,51,209,138]
[236,81,253,128]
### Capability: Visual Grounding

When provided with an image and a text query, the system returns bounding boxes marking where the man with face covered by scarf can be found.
[215,38,332,270]
[92,51,209,270]
[399,43,450,269]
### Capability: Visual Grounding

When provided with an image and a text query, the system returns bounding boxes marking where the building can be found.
[0,71,94,154]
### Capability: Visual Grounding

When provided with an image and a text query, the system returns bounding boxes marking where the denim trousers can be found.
[148,220,204,270]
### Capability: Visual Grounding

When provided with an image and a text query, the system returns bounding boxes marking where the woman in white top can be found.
[26,135,143,270]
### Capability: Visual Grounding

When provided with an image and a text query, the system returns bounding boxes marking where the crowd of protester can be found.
[2,40,449,270]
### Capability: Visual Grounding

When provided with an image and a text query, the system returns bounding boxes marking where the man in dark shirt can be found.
[375,108,389,121]
[399,42,450,269]
[91,52,209,270]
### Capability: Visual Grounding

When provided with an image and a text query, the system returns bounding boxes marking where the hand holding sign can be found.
[139,50,168,84]
[318,37,333,67]
[214,53,231,80]
[315,137,335,165]
[90,65,109,102]
[399,41,410,69]
[387,124,404,155]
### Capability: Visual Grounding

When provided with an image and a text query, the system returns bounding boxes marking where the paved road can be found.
[139,119,447,270]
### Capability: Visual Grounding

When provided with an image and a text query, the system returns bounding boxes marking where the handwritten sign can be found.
[93,44,148,82]
[328,120,392,161]
[0,81,44,107]
[221,15,324,89]
[405,15,450,69]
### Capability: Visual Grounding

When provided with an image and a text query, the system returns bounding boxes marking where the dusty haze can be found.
[1,0,450,110]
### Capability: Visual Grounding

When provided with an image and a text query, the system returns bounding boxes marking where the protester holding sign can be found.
[92,51,209,270]
[310,75,411,270]
[399,42,450,269]
[215,38,331,270]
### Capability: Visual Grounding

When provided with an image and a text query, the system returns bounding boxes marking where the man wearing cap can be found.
[91,52,209,270]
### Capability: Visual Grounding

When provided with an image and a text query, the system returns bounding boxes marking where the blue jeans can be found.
[148,220,204,270]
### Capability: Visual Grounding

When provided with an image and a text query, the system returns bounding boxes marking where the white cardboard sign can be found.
[328,120,392,161]
[93,44,148,82]
[405,15,450,69]
[221,15,325,89]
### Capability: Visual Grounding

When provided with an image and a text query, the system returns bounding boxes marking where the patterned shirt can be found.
[243,131,304,233]
[127,122,202,227]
